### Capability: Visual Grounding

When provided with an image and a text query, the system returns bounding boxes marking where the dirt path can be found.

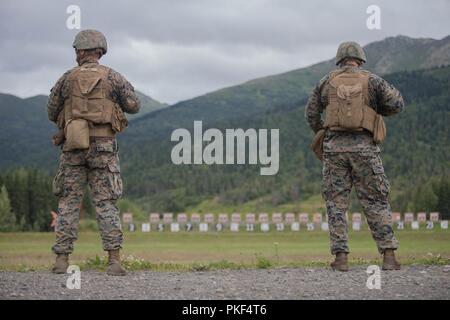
[1,265,449,300]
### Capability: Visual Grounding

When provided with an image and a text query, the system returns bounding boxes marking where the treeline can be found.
[389,175,450,219]
[0,168,99,232]
[1,68,449,225]
[0,168,57,231]
[0,166,448,233]
[348,174,450,219]
[0,167,148,231]
[120,66,450,214]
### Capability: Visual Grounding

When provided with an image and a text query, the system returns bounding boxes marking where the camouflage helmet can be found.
[72,29,107,54]
[335,41,366,65]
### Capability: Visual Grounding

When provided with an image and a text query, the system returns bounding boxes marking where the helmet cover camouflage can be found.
[72,30,107,54]
[335,41,366,65]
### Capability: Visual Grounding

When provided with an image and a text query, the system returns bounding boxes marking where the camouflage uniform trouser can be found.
[52,137,123,254]
[322,152,398,255]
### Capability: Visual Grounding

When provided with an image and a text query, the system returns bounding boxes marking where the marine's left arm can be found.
[109,69,140,114]
[369,74,405,116]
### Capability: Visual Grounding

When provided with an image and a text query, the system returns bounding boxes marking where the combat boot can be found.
[106,249,127,276]
[382,249,401,270]
[52,254,69,274]
[330,252,349,272]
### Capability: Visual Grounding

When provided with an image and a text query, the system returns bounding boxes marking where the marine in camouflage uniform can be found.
[305,42,404,271]
[48,30,140,275]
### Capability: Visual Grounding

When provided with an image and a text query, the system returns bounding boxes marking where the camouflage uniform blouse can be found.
[305,66,404,153]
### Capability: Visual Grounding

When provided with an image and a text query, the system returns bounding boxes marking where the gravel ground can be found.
[1,265,449,300]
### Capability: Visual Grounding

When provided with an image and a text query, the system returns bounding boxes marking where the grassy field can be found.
[1,229,449,271]
[187,194,327,215]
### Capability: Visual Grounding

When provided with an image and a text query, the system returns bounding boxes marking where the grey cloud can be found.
[0,0,449,103]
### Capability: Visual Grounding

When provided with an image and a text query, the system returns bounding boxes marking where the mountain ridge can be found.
[130,34,450,131]
[0,34,449,213]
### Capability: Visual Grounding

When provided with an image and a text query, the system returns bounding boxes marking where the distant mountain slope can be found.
[131,91,168,119]
[121,65,450,212]
[364,35,450,74]
[128,35,450,139]
[0,35,449,213]
[0,93,57,169]
[0,91,167,169]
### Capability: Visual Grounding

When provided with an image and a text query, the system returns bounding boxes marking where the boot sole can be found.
[331,265,349,272]
[331,268,349,272]
[106,272,127,276]
[51,269,67,274]
[382,265,401,271]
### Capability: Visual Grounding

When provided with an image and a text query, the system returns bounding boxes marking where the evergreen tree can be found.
[0,185,15,231]
[413,182,438,212]
[435,175,450,219]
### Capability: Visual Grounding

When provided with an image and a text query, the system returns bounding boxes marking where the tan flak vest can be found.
[323,69,386,144]
[62,65,128,150]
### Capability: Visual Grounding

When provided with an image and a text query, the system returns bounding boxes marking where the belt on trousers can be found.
[89,124,115,137]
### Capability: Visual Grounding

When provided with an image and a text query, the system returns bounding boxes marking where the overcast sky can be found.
[1,0,449,104]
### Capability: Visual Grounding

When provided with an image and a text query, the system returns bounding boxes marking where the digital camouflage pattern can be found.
[305,65,404,255]
[72,29,108,54]
[305,66,404,153]
[47,56,140,123]
[335,41,367,65]
[48,55,139,254]
[52,138,123,253]
[322,152,398,254]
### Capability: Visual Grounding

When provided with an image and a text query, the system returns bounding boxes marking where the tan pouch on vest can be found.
[64,119,90,151]
[373,114,386,144]
[335,82,364,129]
[310,129,326,161]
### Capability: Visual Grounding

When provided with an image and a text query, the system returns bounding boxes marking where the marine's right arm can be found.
[304,75,329,133]
[369,74,405,116]
[47,71,71,123]
[108,69,140,114]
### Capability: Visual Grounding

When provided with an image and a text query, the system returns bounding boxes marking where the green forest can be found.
[0,36,449,231]
[117,66,450,215]
[1,66,449,231]
[0,169,55,231]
